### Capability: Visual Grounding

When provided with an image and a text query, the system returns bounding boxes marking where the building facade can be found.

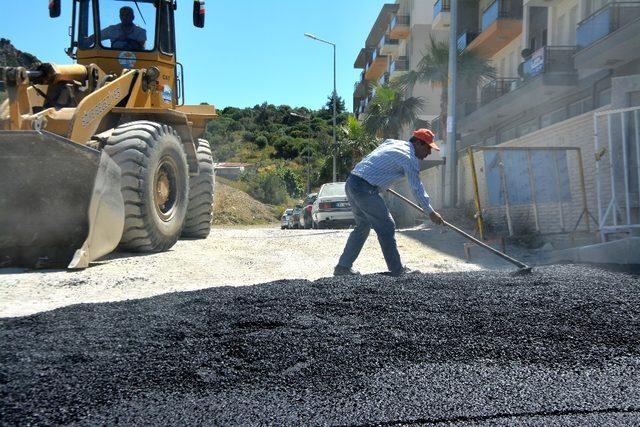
[353,0,447,142]
[356,0,640,239]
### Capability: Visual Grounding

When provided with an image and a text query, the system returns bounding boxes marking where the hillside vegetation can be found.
[0,39,41,103]
[202,98,358,208]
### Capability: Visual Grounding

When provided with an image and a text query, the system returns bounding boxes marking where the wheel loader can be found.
[0,0,216,269]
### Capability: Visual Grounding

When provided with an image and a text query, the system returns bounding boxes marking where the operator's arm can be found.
[403,158,434,214]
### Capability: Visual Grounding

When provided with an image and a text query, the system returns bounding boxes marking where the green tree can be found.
[395,36,495,142]
[340,115,379,162]
[362,84,424,139]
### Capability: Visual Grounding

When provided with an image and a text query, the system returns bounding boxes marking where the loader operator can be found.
[101,6,147,50]
[334,129,444,278]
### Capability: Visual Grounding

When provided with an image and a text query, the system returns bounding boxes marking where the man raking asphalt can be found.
[334,129,443,277]
[334,128,532,277]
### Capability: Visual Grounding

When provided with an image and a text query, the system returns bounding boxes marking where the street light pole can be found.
[305,33,337,182]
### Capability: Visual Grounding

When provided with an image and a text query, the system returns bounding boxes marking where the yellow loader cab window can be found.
[98,0,157,52]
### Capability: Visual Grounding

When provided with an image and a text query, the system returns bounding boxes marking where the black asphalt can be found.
[1,265,639,426]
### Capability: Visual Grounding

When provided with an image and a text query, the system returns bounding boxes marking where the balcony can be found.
[574,2,640,69]
[353,72,369,99]
[433,0,451,30]
[389,15,410,39]
[389,57,408,78]
[466,0,523,57]
[364,48,389,80]
[521,46,577,84]
[379,34,400,56]
[378,72,390,87]
[480,78,519,105]
[458,46,578,133]
[457,31,479,53]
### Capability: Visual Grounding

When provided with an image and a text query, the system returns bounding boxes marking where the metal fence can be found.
[461,146,593,237]
[594,106,640,240]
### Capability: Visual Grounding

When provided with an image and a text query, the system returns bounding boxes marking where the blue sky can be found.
[1,0,388,111]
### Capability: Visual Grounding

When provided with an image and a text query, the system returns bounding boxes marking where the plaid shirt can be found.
[352,139,434,213]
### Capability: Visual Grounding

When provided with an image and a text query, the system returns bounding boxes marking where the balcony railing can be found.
[390,15,410,30]
[379,34,399,48]
[390,57,408,74]
[577,2,640,50]
[480,78,519,105]
[457,30,479,52]
[481,0,523,32]
[521,46,576,79]
[434,0,450,19]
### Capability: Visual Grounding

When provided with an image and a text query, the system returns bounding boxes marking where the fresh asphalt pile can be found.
[1,264,639,426]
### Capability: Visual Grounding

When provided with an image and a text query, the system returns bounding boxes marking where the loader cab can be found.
[58,0,205,107]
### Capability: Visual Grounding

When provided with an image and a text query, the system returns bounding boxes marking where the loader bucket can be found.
[0,131,124,269]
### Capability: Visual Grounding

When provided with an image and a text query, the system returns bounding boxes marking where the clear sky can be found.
[1,0,389,111]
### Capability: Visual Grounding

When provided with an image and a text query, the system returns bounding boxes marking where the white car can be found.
[311,182,355,229]
[281,208,293,229]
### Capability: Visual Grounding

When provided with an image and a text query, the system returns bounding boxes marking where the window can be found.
[75,0,95,49]
[569,6,578,45]
[499,127,517,143]
[541,107,566,128]
[597,87,611,108]
[586,0,608,16]
[159,1,175,55]
[98,0,157,52]
[568,97,591,118]
[628,91,640,107]
[556,14,566,44]
[518,118,539,137]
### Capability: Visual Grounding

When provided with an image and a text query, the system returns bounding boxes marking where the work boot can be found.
[334,265,361,276]
[388,266,420,277]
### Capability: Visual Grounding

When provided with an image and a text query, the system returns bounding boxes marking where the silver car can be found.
[311,182,355,229]
[281,208,293,229]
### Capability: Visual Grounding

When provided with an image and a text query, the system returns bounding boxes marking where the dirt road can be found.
[0,225,537,318]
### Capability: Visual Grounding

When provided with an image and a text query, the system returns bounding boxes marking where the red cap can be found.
[412,129,440,151]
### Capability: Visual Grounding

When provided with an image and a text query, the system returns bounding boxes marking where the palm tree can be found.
[362,83,424,139]
[340,114,379,163]
[395,36,495,142]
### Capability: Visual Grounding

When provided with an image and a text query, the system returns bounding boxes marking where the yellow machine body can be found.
[0,0,216,268]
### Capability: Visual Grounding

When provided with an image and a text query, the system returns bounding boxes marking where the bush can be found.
[241,170,289,206]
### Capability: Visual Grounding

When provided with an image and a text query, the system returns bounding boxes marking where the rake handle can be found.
[387,189,529,270]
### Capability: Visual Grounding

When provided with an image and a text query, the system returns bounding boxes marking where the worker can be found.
[101,6,147,50]
[334,129,444,277]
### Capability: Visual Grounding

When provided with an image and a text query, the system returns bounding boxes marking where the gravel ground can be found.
[1,264,639,425]
[0,226,508,318]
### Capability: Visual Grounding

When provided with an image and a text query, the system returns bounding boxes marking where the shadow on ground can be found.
[398,226,546,271]
[1,265,639,425]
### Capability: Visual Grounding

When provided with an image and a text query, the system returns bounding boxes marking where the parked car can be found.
[281,208,293,229]
[288,205,302,229]
[311,182,355,229]
[299,193,317,229]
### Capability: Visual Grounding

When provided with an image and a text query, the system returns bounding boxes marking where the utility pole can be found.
[445,0,458,207]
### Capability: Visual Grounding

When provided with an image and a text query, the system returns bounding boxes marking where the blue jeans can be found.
[337,174,403,273]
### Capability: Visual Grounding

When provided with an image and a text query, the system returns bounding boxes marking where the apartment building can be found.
[353,0,447,141]
[354,1,640,241]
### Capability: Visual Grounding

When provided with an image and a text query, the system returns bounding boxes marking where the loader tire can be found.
[181,139,215,238]
[104,121,189,252]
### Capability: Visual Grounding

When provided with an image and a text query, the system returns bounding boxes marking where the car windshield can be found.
[98,0,156,51]
[320,183,346,197]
